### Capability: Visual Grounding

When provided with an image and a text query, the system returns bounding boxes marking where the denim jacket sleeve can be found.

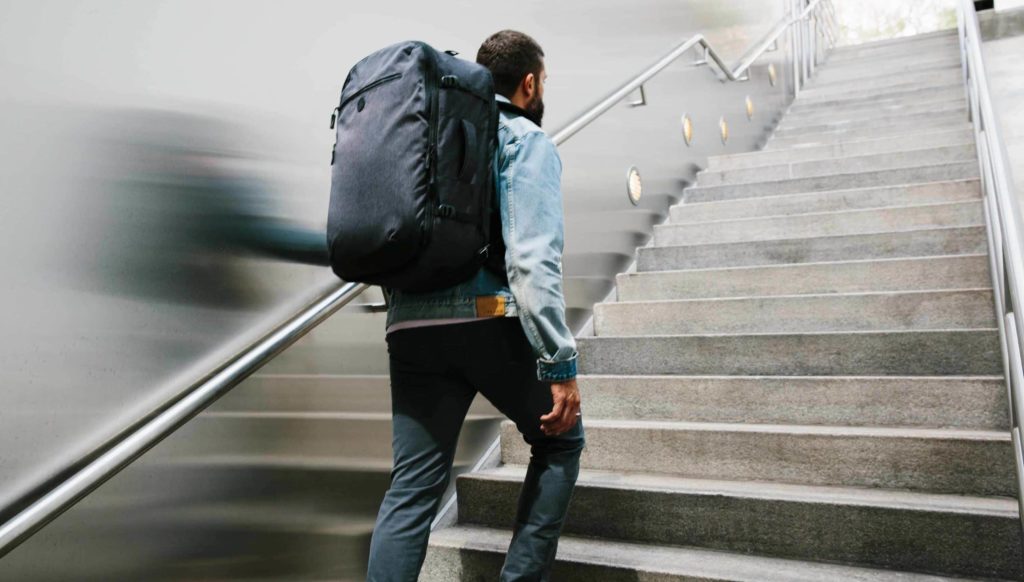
[500,130,579,382]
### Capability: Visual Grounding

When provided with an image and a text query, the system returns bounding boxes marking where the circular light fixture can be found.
[768,63,778,87]
[626,166,643,206]
[719,117,729,145]
[681,113,693,146]
[745,96,754,121]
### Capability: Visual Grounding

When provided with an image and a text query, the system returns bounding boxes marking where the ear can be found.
[521,72,536,99]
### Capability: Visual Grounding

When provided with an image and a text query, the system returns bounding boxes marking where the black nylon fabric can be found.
[327,41,502,292]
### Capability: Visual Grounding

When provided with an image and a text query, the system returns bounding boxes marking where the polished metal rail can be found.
[0,281,369,557]
[552,0,833,145]
[957,0,1024,542]
[0,0,834,559]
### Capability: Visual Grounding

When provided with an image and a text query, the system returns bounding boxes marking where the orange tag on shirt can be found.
[476,295,506,317]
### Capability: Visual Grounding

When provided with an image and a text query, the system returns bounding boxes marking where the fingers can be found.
[540,385,581,436]
[539,398,563,424]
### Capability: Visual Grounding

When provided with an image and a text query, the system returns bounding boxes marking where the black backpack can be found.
[327,41,504,292]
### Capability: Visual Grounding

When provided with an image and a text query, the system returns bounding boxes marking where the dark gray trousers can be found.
[366,317,585,581]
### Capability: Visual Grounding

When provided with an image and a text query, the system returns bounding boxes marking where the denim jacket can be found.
[383,94,578,382]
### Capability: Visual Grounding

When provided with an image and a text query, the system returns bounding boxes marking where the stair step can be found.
[164,411,501,462]
[781,97,965,127]
[422,524,971,582]
[684,163,979,204]
[812,56,962,85]
[656,200,982,246]
[698,144,974,187]
[500,419,1013,495]
[788,85,966,114]
[673,179,980,223]
[773,109,967,138]
[455,466,1021,579]
[707,129,974,171]
[594,289,995,336]
[801,67,963,96]
[830,30,958,61]
[578,328,1001,376]
[768,120,973,149]
[619,254,991,301]
[577,374,1007,428]
[793,81,965,109]
[638,225,987,272]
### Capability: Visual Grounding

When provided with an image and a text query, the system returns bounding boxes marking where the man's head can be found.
[476,30,547,127]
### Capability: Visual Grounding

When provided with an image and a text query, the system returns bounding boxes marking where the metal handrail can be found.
[553,0,832,145]
[0,0,833,559]
[0,281,370,556]
[957,0,1024,542]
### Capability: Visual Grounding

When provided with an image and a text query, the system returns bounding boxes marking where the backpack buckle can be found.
[440,75,459,89]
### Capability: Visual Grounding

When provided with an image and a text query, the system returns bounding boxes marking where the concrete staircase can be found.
[420,30,1024,580]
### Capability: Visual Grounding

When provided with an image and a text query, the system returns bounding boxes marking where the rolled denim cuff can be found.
[537,356,577,382]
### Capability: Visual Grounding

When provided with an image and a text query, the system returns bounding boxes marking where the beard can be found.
[525,94,545,128]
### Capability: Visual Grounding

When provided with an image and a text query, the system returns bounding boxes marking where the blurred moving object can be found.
[81,108,328,307]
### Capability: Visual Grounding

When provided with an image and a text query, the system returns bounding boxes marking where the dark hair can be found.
[476,30,545,98]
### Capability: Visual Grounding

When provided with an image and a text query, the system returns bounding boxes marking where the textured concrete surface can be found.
[421,525,972,582]
[655,201,983,246]
[788,85,967,113]
[637,226,988,271]
[578,329,1002,376]
[706,130,974,170]
[672,180,981,223]
[800,68,964,97]
[767,122,974,149]
[457,467,1022,578]
[828,31,958,61]
[771,112,968,141]
[683,162,979,203]
[576,375,1008,428]
[812,56,962,84]
[594,289,996,335]
[795,80,965,108]
[618,255,991,301]
[697,144,975,186]
[500,419,1014,495]
[783,98,966,128]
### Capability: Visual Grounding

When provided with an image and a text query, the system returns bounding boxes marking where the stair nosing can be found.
[698,143,975,179]
[583,327,999,340]
[503,417,1010,441]
[662,198,982,230]
[470,465,1018,516]
[427,524,975,582]
[685,161,977,192]
[602,287,994,308]
[623,252,989,278]
[640,224,984,253]
[675,178,980,211]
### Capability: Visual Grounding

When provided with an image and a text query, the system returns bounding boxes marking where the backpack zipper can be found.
[417,42,440,247]
[336,72,403,115]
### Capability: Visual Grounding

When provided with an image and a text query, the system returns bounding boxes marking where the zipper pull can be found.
[330,107,339,129]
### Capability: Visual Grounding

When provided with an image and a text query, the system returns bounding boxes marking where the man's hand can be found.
[539,378,581,436]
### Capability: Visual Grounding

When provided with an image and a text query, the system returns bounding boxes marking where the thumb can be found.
[540,397,564,423]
